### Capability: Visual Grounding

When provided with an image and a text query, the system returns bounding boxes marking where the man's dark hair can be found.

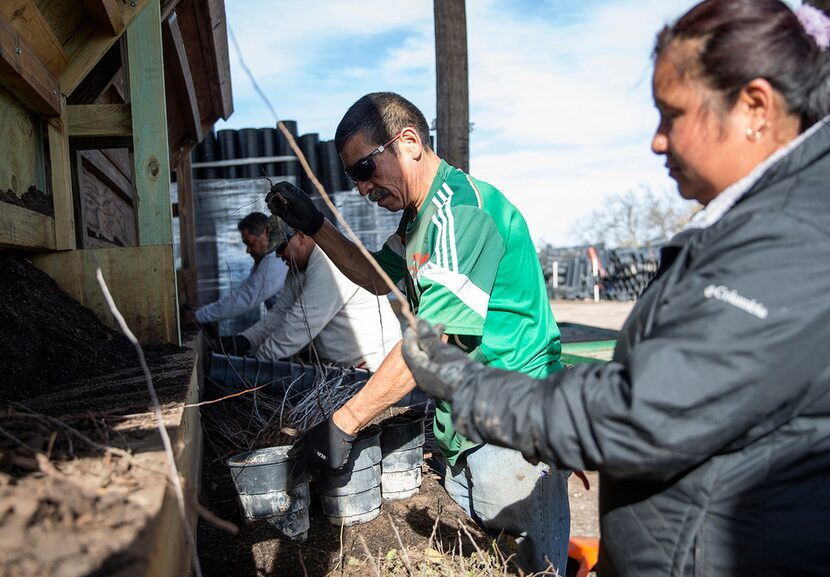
[237,212,268,235]
[655,0,830,131]
[335,92,432,153]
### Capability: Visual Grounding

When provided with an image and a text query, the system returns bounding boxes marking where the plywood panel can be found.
[31,245,179,345]
[0,85,39,198]
[79,159,136,247]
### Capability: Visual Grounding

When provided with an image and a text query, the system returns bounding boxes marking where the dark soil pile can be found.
[0,187,54,217]
[0,253,137,401]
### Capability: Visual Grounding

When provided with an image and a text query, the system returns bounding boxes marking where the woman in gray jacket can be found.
[402,1,830,575]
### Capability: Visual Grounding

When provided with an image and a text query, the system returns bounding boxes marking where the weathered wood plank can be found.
[144,361,199,577]
[0,0,68,75]
[80,0,124,35]
[0,202,56,250]
[67,103,132,138]
[59,0,149,96]
[47,97,77,250]
[30,245,179,344]
[193,0,232,121]
[163,12,201,145]
[127,0,173,246]
[0,12,61,116]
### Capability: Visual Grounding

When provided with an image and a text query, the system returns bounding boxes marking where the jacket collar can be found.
[683,115,830,232]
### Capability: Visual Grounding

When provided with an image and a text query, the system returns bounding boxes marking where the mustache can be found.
[368,188,391,202]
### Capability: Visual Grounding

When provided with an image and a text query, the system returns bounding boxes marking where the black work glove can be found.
[401,319,474,401]
[266,181,324,236]
[286,415,356,486]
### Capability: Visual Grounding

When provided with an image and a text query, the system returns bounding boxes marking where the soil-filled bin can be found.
[227,446,310,541]
[316,425,382,526]
[380,412,426,501]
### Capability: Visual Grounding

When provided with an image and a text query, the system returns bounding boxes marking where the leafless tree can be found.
[571,185,696,248]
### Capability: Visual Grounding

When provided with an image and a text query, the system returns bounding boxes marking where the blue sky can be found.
[217,0,704,246]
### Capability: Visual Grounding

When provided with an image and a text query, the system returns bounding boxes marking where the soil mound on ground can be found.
[0,253,136,401]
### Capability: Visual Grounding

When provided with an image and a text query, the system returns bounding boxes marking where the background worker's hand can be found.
[402,319,472,401]
[266,181,324,236]
[287,415,356,482]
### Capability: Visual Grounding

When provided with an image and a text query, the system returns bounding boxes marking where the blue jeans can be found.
[444,444,570,574]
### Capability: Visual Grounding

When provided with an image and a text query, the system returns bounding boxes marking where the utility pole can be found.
[434,0,469,172]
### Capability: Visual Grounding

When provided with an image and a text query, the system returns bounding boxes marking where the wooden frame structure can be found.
[0,0,232,345]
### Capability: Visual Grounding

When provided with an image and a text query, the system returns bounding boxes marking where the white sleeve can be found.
[195,255,287,323]
[246,249,358,361]
[239,274,298,349]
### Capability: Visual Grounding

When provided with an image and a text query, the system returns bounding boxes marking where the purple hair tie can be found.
[796,4,830,50]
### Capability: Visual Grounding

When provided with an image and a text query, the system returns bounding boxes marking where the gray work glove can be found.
[401,319,473,401]
[265,181,324,236]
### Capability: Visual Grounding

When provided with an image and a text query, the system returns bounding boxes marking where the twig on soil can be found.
[357,534,382,577]
[458,519,489,572]
[427,512,441,550]
[194,500,238,535]
[389,514,415,576]
[95,267,203,577]
[297,546,309,577]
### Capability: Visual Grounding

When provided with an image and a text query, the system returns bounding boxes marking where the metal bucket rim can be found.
[227,445,294,467]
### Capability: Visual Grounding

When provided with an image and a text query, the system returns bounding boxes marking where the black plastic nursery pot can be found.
[226,445,310,540]
[316,425,382,526]
[379,412,426,500]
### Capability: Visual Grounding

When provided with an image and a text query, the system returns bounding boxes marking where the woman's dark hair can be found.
[654,0,830,130]
[237,212,268,236]
[335,92,432,153]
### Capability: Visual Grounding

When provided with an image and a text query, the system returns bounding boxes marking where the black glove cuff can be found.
[305,209,324,236]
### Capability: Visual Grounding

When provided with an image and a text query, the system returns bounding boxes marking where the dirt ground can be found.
[198,454,512,577]
[556,300,633,543]
[551,300,634,332]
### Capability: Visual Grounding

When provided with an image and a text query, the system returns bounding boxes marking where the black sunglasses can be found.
[344,133,402,183]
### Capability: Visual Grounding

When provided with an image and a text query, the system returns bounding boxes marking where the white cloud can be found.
[220,0,699,245]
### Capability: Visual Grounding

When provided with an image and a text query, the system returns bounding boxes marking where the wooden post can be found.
[434,0,469,172]
[125,0,180,345]
[48,96,77,250]
[176,153,198,308]
[127,0,173,246]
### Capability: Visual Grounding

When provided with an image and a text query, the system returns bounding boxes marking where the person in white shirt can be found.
[238,228,401,371]
[195,212,288,325]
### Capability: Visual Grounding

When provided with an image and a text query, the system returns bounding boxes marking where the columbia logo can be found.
[703,284,768,319]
